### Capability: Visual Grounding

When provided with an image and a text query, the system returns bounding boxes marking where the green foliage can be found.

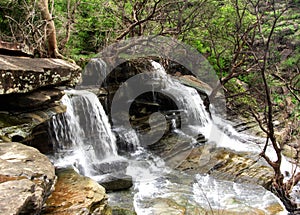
[0,0,28,41]
[273,93,284,106]
[185,0,256,78]
[237,72,256,85]
[54,0,117,57]
[281,47,300,70]
[225,78,257,115]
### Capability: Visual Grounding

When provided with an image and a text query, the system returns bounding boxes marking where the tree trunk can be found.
[38,0,61,58]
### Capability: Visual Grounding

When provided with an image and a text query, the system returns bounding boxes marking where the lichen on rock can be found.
[0,54,81,95]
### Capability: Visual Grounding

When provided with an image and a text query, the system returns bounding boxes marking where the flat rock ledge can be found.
[0,142,56,215]
[0,54,81,94]
[177,144,274,188]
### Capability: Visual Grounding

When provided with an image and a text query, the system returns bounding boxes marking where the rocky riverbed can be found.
[0,55,292,214]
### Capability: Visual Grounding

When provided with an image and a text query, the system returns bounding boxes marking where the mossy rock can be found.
[0,112,28,128]
[111,206,137,215]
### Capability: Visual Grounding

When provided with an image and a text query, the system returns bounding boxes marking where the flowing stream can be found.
[49,61,290,214]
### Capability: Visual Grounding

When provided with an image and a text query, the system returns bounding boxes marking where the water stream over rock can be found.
[49,89,120,176]
[49,61,289,214]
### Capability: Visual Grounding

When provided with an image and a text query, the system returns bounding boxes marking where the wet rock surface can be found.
[97,174,133,191]
[0,54,81,94]
[111,206,137,215]
[0,103,66,149]
[93,161,133,191]
[93,160,129,175]
[177,144,274,188]
[43,168,109,215]
[0,88,64,111]
[146,196,284,215]
[0,142,56,214]
[0,87,67,153]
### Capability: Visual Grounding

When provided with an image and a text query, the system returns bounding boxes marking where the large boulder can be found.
[0,54,81,94]
[43,168,109,215]
[0,142,56,214]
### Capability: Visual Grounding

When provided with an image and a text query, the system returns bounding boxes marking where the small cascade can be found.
[49,89,118,176]
[81,58,108,87]
[170,118,177,131]
[114,126,141,152]
[151,61,210,128]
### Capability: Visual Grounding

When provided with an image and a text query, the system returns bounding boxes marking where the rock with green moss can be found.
[111,207,137,215]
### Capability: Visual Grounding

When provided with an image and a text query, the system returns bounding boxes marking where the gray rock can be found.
[98,174,133,191]
[93,160,129,175]
[0,142,56,214]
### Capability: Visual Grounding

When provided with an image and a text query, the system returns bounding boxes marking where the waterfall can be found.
[47,59,288,214]
[49,89,118,176]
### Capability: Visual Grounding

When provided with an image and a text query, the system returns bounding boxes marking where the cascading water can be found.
[151,61,210,128]
[49,60,289,214]
[49,89,119,176]
[108,61,287,214]
[81,58,108,87]
[113,126,141,152]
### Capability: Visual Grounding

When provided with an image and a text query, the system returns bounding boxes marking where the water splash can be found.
[193,174,286,214]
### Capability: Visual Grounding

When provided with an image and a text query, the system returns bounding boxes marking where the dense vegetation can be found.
[0,0,299,212]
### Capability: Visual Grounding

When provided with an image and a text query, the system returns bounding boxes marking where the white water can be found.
[50,89,119,176]
[117,149,287,214]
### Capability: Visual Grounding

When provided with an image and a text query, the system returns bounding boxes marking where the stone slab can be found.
[0,54,81,94]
